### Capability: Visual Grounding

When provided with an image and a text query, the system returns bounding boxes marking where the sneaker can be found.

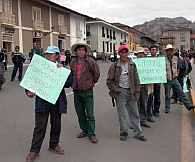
[89,136,98,144]
[48,145,64,155]
[26,152,39,162]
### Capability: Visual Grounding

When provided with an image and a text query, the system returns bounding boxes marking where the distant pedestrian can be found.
[11,46,26,81]
[59,49,66,66]
[2,49,8,71]
[29,43,43,62]
[0,48,5,90]
[107,44,147,142]
[70,43,100,144]
[65,50,71,65]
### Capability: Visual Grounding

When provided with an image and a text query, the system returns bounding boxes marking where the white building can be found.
[70,13,87,46]
[86,20,129,58]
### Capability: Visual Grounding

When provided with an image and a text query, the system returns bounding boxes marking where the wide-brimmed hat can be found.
[118,44,129,53]
[135,47,145,54]
[45,46,60,55]
[165,44,174,50]
[71,43,91,54]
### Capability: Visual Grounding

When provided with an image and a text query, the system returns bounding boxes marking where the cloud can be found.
[51,0,195,26]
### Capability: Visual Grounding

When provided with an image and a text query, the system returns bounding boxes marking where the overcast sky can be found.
[51,0,195,26]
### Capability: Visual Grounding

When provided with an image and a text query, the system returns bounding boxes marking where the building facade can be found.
[161,28,191,51]
[0,0,87,63]
[86,20,128,58]
[112,23,156,52]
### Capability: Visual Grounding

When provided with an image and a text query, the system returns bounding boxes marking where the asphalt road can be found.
[0,62,194,162]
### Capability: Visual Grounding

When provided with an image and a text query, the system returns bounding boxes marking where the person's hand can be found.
[57,63,63,68]
[26,91,35,98]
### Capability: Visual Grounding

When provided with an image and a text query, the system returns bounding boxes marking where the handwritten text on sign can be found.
[20,54,70,104]
[133,57,167,84]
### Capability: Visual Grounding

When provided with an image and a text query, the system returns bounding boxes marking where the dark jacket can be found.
[26,72,73,114]
[0,52,4,63]
[12,52,26,64]
[107,59,140,100]
[70,56,100,91]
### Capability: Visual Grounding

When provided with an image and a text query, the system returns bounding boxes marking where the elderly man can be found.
[164,44,195,113]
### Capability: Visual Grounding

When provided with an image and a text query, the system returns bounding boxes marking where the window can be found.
[113,31,116,40]
[121,33,123,39]
[180,32,185,42]
[32,7,41,21]
[103,41,105,52]
[58,14,64,26]
[110,29,112,39]
[4,0,12,13]
[102,27,105,37]
[0,0,3,12]
[110,43,112,53]
[106,28,109,38]
[106,42,109,52]
[76,21,82,37]
[113,43,116,52]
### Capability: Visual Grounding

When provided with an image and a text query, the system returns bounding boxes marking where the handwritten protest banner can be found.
[20,54,70,104]
[133,57,167,84]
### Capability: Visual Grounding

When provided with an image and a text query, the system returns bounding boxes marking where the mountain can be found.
[134,17,195,41]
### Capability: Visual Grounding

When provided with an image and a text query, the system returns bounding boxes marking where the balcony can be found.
[0,12,16,26]
[58,25,68,35]
[33,20,44,31]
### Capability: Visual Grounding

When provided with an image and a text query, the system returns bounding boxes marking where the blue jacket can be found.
[26,72,73,114]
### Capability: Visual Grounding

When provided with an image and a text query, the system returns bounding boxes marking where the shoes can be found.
[141,122,151,128]
[89,136,98,144]
[26,152,39,162]
[134,135,147,142]
[153,112,160,117]
[77,132,88,138]
[165,110,170,114]
[171,100,177,104]
[120,132,128,141]
[188,106,195,111]
[48,145,64,155]
[147,118,155,123]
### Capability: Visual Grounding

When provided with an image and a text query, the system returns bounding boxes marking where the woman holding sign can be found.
[25,46,73,162]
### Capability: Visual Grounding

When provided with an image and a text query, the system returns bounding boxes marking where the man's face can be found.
[76,47,87,58]
[119,49,128,60]
[45,53,58,62]
[150,48,157,56]
[15,47,19,52]
[166,48,174,56]
[136,52,145,58]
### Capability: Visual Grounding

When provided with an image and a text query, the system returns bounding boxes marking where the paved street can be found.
[0,62,194,162]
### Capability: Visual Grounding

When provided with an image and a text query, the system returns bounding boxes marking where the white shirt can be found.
[119,63,129,89]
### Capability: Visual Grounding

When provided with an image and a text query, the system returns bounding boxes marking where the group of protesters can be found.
[23,42,195,162]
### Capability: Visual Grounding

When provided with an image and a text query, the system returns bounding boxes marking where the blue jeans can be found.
[164,79,192,111]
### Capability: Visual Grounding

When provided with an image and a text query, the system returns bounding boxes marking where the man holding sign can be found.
[24,46,72,162]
